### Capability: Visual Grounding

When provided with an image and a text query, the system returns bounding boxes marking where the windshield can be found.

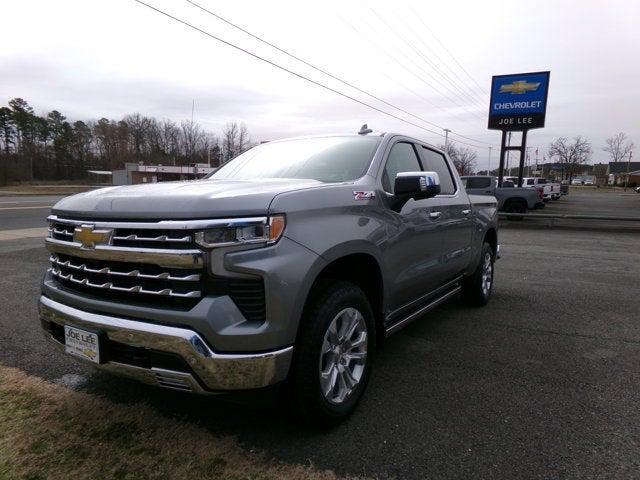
[209,136,381,183]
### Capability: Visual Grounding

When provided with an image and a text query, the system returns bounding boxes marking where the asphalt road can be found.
[0,195,63,230]
[1,224,639,479]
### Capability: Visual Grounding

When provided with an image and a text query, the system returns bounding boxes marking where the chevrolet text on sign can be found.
[488,71,550,130]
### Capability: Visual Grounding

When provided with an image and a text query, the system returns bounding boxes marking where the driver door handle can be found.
[429,211,442,219]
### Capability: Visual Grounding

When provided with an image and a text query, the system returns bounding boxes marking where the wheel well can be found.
[484,228,498,255]
[305,253,385,346]
[504,197,526,207]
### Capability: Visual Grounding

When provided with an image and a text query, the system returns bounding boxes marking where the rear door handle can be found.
[429,211,442,219]
[462,209,471,216]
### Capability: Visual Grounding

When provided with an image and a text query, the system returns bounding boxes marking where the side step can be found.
[384,284,462,337]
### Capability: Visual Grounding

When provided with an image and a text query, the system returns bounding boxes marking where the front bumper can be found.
[39,296,293,394]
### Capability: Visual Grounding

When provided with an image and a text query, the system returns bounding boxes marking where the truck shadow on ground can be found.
[79,298,471,472]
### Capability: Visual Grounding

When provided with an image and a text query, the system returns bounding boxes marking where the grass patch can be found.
[0,365,365,480]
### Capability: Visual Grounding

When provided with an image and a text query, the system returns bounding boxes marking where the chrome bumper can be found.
[39,296,293,394]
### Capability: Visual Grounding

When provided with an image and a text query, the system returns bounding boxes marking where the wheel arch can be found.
[298,252,385,347]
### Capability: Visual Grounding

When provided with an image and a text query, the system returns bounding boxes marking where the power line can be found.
[390,9,488,106]
[367,6,486,114]
[338,13,498,147]
[338,14,476,126]
[185,0,446,132]
[133,1,447,137]
[133,1,494,151]
[363,6,486,120]
[409,5,490,96]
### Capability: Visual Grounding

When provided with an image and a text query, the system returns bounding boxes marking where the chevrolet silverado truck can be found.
[40,130,499,424]
[461,175,544,216]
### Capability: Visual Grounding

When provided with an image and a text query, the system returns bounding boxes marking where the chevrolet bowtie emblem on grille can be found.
[73,225,113,249]
[499,80,541,94]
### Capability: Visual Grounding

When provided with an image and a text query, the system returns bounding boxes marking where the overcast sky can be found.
[1,0,638,166]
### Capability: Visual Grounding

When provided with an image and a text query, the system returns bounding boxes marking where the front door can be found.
[379,140,451,315]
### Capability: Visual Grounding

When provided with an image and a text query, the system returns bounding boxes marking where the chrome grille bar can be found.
[50,255,201,282]
[47,214,268,231]
[48,227,74,237]
[112,234,191,243]
[50,268,201,298]
[45,237,203,269]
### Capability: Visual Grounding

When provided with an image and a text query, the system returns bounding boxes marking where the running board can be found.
[384,284,462,337]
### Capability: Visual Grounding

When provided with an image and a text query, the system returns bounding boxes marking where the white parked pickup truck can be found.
[506,177,561,202]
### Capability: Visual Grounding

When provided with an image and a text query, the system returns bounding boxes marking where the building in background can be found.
[607,162,640,186]
[110,163,217,185]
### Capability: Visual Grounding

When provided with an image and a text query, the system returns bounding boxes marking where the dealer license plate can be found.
[64,325,100,364]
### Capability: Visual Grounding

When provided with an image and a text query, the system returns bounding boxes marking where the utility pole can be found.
[443,128,451,149]
[624,150,633,191]
[487,146,492,175]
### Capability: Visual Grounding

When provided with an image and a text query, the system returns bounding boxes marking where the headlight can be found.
[195,215,286,248]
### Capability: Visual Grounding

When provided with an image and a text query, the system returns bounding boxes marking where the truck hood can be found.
[51,178,324,219]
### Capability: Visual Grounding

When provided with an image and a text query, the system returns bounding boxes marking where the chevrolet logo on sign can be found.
[499,80,541,94]
[73,225,113,249]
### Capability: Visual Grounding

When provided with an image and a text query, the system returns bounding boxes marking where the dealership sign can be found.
[488,71,550,130]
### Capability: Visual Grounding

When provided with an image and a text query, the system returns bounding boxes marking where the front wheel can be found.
[462,242,495,306]
[285,281,375,426]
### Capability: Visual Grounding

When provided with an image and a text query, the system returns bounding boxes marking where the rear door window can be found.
[465,177,491,189]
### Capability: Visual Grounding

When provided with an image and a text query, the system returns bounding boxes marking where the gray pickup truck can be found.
[461,175,544,215]
[40,131,498,423]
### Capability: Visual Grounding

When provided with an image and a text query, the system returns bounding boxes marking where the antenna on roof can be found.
[358,124,373,135]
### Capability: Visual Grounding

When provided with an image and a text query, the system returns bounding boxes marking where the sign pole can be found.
[498,131,507,187]
[517,130,528,187]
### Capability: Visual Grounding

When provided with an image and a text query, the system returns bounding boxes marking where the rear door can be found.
[418,146,474,280]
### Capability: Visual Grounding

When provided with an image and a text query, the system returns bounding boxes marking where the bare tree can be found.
[237,122,250,155]
[548,136,592,181]
[180,120,205,164]
[452,147,477,176]
[603,132,634,163]
[438,144,477,176]
[122,113,152,159]
[222,121,239,163]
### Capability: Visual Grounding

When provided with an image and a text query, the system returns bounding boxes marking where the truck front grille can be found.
[45,216,266,320]
[50,254,202,299]
[48,222,197,250]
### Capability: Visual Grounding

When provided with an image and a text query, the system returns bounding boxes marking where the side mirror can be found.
[391,171,440,211]
[394,171,441,199]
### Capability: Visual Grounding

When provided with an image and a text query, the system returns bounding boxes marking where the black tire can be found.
[462,242,495,307]
[503,200,526,221]
[284,280,375,427]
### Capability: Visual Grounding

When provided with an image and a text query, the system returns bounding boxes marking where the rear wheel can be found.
[285,281,375,426]
[503,200,526,220]
[462,242,495,307]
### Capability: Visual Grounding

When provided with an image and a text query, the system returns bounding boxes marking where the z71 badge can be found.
[353,191,375,200]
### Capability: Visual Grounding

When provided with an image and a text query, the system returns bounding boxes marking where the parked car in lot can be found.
[508,177,561,201]
[461,175,544,217]
[571,178,583,186]
[39,131,499,424]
